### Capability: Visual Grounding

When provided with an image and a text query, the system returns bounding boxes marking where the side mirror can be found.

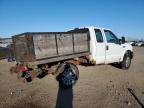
[118,39,122,44]
[121,36,125,44]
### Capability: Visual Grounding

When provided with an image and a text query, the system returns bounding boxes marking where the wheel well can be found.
[126,50,133,59]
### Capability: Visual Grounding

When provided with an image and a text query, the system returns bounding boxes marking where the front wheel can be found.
[120,53,131,69]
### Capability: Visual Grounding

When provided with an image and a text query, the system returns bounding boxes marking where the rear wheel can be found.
[55,63,79,88]
[121,53,131,69]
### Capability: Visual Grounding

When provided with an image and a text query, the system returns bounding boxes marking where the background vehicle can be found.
[136,41,144,46]
[0,46,14,61]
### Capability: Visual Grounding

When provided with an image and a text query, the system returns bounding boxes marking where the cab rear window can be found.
[95,29,103,43]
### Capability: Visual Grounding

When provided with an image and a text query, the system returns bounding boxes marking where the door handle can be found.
[106,45,109,50]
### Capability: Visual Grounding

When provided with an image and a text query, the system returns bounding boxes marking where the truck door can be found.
[104,30,123,63]
[94,29,105,64]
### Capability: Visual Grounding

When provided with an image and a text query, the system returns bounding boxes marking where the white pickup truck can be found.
[12,26,133,87]
[70,26,133,69]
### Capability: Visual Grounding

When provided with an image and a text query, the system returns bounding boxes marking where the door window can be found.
[95,29,103,43]
[104,30,119,44]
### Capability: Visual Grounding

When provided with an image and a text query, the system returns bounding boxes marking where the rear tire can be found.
[56,63,79,88]
[121,53,131,69]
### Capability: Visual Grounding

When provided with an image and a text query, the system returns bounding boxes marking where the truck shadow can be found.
[80,63,95,67]
[110,63,122,69]
[80,63,122,70]
[36,71,48,79]
[56,86,73,108]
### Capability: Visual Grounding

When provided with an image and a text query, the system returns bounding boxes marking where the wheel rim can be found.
[61,64,77,86]
[125,57,131,68]
[56,63,79,87]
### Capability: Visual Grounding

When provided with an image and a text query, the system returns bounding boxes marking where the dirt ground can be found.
[0,47,144,108]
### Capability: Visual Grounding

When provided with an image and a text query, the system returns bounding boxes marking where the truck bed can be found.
[12,32,90,66]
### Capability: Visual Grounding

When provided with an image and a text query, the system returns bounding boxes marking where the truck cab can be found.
[71,26,133,69]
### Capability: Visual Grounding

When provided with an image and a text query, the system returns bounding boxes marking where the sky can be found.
[0,0,144,39]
